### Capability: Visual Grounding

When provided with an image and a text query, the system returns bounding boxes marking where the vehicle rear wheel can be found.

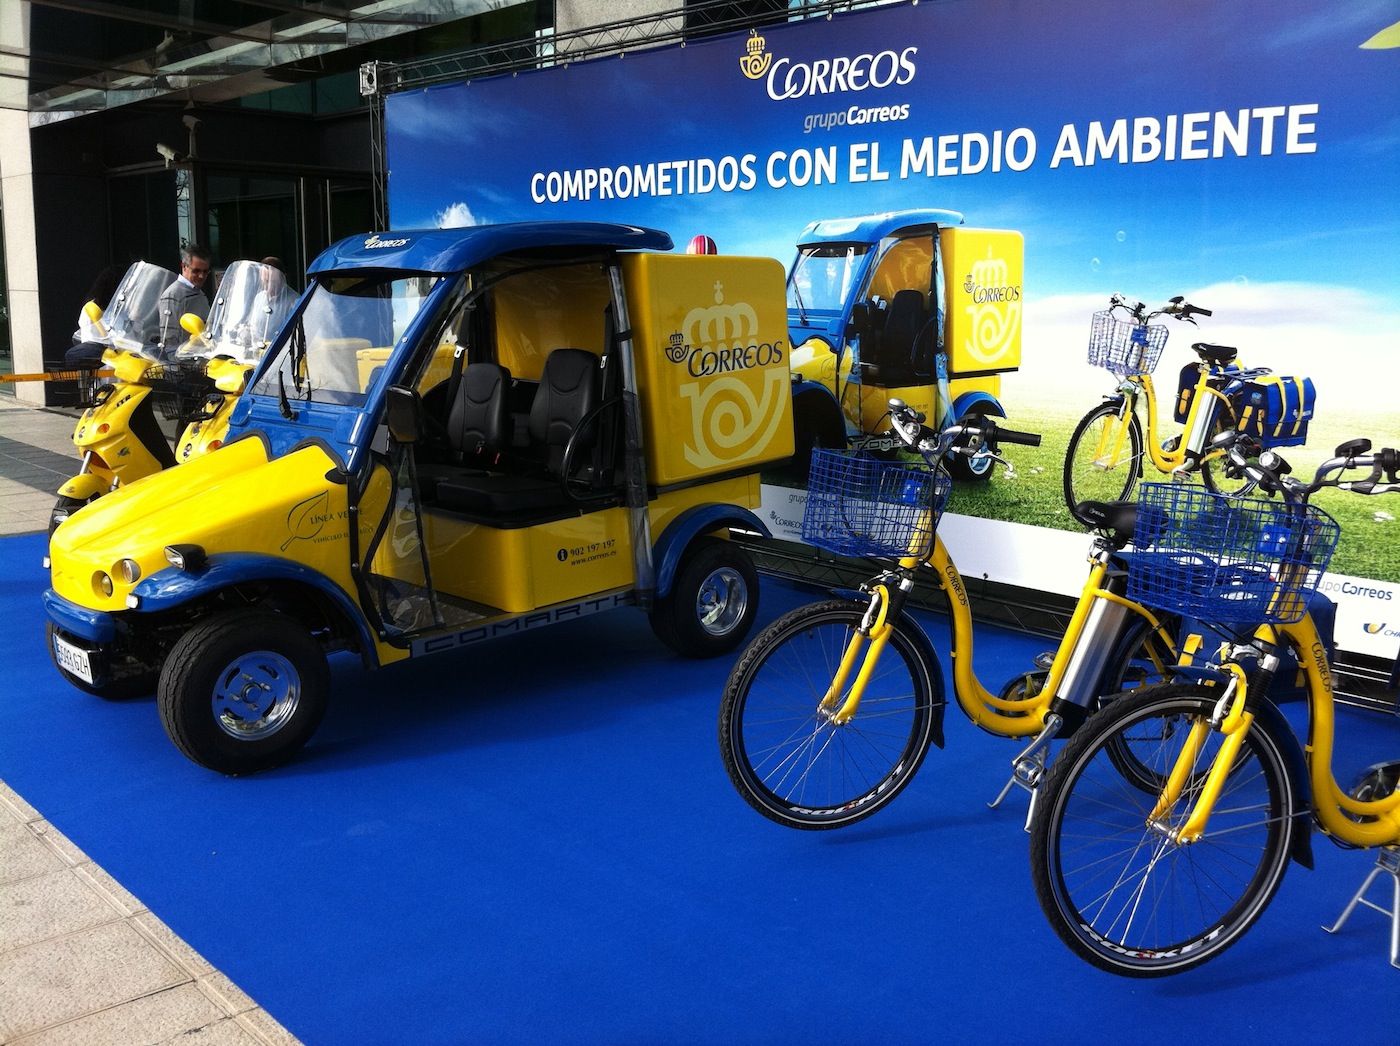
[650,538,758,658]
[946,407,997,482]
[157,610,328,774]
[45,621,158,700]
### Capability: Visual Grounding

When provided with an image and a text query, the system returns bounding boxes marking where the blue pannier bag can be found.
[1234,375,1316,448]
[1174,362,1242,424]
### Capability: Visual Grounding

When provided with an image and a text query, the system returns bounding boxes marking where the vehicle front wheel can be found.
[157,610,329,774]
[650,538,758,658]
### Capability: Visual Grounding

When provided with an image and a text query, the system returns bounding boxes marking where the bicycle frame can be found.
[829,531,1177,742]
[1155,615,1400,848]
[1092,368,1234,476]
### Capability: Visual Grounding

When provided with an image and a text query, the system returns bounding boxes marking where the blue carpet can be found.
[3,531,1397,1043]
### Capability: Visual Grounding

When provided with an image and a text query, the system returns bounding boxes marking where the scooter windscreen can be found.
[189,259,300,364]
[100,261,180,357]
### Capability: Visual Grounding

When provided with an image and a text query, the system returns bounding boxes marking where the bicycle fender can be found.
[891,611,948,750]
[57,473,105,500]
[1251,696,1315,870]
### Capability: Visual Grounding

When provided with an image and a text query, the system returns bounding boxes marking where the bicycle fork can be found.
[821,578,909,725]
[1149,660,1259,845]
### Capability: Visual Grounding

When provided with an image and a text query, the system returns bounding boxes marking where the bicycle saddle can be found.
[1075,500,1140,548]
[1192,342,1238,366]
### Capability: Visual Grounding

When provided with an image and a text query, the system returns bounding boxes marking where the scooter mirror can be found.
[180,313,206,337]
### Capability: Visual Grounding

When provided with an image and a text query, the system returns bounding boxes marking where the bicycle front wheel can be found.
[718,599,941,830]
[1064,398,1143,522]
[1029,684,1296,977]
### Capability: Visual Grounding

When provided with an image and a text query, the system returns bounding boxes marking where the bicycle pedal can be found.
[1347,761,1400,802]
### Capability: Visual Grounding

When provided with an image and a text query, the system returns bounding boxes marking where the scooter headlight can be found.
[115,558,142,584]
[93,571,113,597]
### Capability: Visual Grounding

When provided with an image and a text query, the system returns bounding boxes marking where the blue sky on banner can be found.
[386,0,1399,309]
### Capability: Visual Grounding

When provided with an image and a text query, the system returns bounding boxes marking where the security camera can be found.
[182,114,201,131]
[155,142,178,166]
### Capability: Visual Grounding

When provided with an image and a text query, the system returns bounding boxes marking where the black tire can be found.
[45,621,158,700]
[49,494,96,536]
[945,408,997,483]
[157,610,329,774]
[1063,398,1143,523]
[650,539,759,658]
[719,599,940,829]
[1029,683,1295,977]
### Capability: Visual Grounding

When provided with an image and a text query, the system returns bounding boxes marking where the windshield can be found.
[186,260,300,363]
[249,272,440,407]
[788,245,870,318]
[100,261,178,356]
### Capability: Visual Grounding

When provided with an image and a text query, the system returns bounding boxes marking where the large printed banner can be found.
[387,0,1400,657]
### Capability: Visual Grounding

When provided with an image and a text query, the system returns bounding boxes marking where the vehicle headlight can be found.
[93,571,113,597]
[165,544,207,572]
[115,558,142,584]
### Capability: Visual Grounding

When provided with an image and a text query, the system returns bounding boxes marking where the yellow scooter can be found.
[51,260,294,532]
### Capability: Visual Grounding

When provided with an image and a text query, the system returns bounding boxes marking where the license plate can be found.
[53,634,95,685]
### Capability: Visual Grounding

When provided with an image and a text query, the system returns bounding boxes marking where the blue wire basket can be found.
[1088,311,1169,377]
[1126,483,1340,625]
[801,449,952,559]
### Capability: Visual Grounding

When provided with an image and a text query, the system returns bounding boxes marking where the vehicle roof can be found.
[308,222,674,275]
[795,209,965,248]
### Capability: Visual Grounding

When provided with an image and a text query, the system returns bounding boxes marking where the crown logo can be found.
[682,282,758,348]
[739,29,771,80]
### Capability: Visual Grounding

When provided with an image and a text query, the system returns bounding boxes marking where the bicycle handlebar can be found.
[885,398,1041,463]
[1224,432,1400,502]
[1109,293,1211,325]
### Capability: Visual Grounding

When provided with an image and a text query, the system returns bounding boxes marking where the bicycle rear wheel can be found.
[1029,684,1295,977]
[718,599,941,830]
[1064,398,1143,522]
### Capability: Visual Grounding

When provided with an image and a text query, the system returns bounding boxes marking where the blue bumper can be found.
[43,589,117,643]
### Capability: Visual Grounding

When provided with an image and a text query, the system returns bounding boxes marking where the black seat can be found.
[418,362,512,499]
[1076,500,1142,549]
[861,290,925,386]
[437,348,603,517]
[1192,342,1238,366]
[446,362,512,464]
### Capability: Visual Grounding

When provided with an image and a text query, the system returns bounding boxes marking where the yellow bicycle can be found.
[719,400,1201,829]
[1029,439,1400,976]
[1063,294,1267,522]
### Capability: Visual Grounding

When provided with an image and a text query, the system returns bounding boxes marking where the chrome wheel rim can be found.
[212,650,301,740]
[695,566,748,636]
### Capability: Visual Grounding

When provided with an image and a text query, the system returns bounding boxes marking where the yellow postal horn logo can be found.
[740,29,771,80]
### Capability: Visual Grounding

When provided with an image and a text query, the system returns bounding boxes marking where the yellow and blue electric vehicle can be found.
[45,223,794,774]
[785,210,1023,480]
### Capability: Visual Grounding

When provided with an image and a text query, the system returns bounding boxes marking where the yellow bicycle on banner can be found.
[1063,294,1269,522]
[719,400,1207,830]
[1029,438,1400,976]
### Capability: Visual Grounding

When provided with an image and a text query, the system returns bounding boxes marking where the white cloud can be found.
[1013,281,1399,406]
[435,201,479,228]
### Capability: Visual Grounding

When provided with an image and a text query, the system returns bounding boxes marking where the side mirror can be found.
[180,313,206,337]
[384,385,422,445]
[846,301,872,340]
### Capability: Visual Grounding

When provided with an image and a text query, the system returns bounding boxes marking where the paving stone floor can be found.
[0,394,299,1045]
